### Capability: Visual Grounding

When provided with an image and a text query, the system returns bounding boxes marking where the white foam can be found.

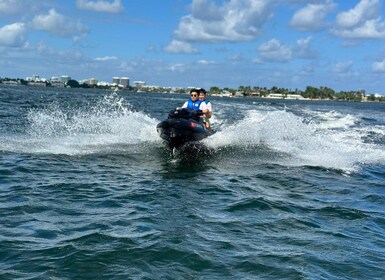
[205,109,385,171]
[2,93,160,155]
[2,93,385,171]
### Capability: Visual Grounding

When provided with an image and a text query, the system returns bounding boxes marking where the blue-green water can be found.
[1,85,385,279]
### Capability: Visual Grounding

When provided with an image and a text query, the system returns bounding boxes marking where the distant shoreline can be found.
[1,80,384,103]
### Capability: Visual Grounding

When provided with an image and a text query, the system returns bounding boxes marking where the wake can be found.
[204,109,385,172]
[2,92,385,172]
[1,93,161,155]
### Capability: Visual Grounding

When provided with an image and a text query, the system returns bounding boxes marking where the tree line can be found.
[208,85,385,102]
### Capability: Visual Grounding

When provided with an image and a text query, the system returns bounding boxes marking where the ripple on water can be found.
[2,90,385,279]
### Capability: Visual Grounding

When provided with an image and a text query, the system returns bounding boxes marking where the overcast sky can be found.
[1,0,385,93]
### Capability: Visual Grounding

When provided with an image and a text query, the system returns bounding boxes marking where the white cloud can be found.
[164,40,199,54]
[190,0,222,21]
[332,60,353,73]
[33,42,84,62]
[333,18,385,39]
[289,0,335,31]
[336,0,379,28]
[198,59,215,65]
[294,36,317,58]
[257,39,292,62]
[94,56,118,61]
[333,0,385,39]
[31,9,88,38]
[0,22,27,47]
[0,0,23,13]
[174,0,273,42]
[76,0,124,13]
[372,59,385,72]
[255,36,317,63]
[168,63,186,73]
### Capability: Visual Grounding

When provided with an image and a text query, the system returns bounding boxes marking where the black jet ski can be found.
[157,108,213,149]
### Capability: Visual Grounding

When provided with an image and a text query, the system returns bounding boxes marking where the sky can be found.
[1,0,385,93]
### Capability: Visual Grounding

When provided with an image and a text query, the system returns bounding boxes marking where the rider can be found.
[178,88,212,130]
[181,88,202,110]
[198,88,212,129]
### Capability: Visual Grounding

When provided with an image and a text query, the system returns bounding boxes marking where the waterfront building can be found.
[119,77,129,88]
[89,78,97,86]
[97,81,110,87]
[26,75,40,82]
[133,81,146,88]
[267,93,305,100]
[49,76,65,87]
[61,75,70,84]
[112,77,130,88]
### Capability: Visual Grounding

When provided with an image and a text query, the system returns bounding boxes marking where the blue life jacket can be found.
[187,99,202,110]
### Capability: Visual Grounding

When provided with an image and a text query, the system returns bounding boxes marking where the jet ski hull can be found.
[157,110,212,149]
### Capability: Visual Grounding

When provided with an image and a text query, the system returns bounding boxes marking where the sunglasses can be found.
[190,94,197,97]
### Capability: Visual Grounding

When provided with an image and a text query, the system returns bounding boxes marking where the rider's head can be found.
[198,88,206,100]
[190,88,199,100]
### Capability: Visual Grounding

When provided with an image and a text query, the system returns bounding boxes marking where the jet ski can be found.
[157,108,213,149]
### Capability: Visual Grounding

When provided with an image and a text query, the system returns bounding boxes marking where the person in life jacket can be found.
[181,88,202,110]
[198,88,212,130]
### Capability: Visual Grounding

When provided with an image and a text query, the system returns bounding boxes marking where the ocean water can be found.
[1,85,385,279]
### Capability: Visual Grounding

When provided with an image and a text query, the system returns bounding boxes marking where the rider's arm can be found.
[202,102,212,118]
[199,102,210,118]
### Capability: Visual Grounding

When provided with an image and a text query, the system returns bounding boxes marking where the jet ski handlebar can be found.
[168,108,203,120]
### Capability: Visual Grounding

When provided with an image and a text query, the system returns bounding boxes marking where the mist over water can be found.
[1,86,385,279]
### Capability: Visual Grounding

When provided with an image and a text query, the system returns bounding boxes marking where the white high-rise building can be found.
[119,77,129,88]
[112,77,130,88]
